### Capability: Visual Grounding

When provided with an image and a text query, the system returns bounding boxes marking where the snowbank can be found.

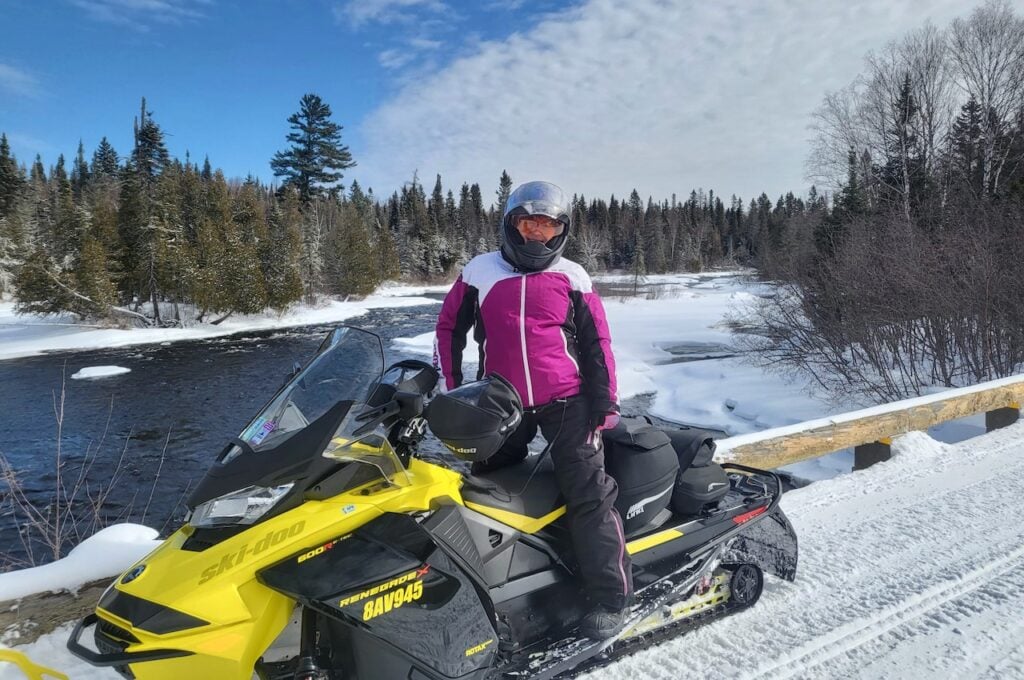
[0,292,441,362]
[0,524,160,602]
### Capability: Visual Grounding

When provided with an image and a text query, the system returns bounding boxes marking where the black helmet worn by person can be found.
[500,180,572,272]
[426,374,522,463]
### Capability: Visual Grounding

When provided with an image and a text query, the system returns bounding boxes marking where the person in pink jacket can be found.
[434,180,632,638]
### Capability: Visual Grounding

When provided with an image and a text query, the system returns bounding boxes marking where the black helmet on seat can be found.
[426,374,522,462]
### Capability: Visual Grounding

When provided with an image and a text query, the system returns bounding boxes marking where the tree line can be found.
[0,92,804,326]
[739,0,1024,401]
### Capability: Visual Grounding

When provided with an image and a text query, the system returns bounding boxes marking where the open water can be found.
[0,305,445,564]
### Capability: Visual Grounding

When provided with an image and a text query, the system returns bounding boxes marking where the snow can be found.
[0,524,160,603]
[0,624,94,680]
[69,365,130,380]
[0,292,440,362]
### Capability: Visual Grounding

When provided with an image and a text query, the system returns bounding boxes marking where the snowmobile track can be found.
[754,541,1024,680]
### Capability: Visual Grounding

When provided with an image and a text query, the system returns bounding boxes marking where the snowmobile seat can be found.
[461,455,564,526]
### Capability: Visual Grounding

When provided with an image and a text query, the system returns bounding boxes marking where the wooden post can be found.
[986,402,1020,432]
[853,438,892,471]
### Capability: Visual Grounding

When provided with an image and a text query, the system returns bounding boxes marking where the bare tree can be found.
[948,0,1024,195]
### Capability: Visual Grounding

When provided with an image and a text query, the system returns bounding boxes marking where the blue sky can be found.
[0,0,550,186]
[0,0,1012,202]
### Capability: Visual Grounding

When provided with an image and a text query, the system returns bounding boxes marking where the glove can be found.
[593,412,620,432]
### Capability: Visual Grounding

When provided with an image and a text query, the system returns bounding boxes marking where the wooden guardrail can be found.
[715,374,1024,470]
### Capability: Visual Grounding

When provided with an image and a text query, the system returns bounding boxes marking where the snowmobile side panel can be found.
[422,503,488,585]
[463,501,567,534]
[261,512,499,679]
[491,568,586,648]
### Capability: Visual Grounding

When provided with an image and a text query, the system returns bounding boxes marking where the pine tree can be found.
[326,202,379,297]
[0,135,26,293]
[271,94,355,203]
[25,156,50,251]
[90,137,119,178]
[131,98,170,188]
[469,183,488,252]
[428,174,445,231]
[376,216,400,280]
[51,155,85,267]
[948,96,985,195]
[815,148,864,261]
[13,247,72,315]
[118,99,171,319]
[73,237,117,318]
[227,182,269,313]
[495,170,513,223]
[876,73,925,220]
[0,134,26,220]
[191,172,235,316]
[71,140,90,199]
[264,191,304,311]
[152,162,193,321]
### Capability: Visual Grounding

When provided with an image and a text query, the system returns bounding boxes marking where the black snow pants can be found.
[473,395,633,609]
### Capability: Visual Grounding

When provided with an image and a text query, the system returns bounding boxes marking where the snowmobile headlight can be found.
[189,483,294,528]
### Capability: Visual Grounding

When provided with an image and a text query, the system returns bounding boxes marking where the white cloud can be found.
[356,0,999,202]
[378,36,443,70]
[484,0,528,10]
[335,0,448,27]
[379,48,416,69]
[69,0,207,30]
[408,37,442,50]
[0,63,39,97]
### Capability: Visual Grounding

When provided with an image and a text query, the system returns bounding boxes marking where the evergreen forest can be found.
[0,94,793,327]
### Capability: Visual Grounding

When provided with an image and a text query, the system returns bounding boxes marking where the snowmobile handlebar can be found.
[352,391,425,437]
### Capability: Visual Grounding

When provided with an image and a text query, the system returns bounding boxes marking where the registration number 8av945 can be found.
[362,580,424,620]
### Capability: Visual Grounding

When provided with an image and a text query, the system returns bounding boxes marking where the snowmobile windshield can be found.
[238,327,386,452]
[322,409,412,487]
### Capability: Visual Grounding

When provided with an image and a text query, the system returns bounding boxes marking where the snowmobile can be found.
[67,326,798,680]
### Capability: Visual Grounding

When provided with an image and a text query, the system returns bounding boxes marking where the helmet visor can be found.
[505,181,570,224]
[515,214,565,242]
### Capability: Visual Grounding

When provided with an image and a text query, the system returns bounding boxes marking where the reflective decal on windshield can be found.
[245,418,276,445]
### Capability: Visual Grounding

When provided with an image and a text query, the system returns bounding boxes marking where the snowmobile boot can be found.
[580,603,631,639]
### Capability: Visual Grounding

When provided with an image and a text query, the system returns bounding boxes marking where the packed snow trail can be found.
[5,424,1024,679]
[584,423,1024,680]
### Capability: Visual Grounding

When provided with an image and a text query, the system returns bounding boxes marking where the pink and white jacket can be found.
[434,252,619,416]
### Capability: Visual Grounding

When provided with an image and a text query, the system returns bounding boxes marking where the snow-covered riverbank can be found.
[0,283,440,362]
